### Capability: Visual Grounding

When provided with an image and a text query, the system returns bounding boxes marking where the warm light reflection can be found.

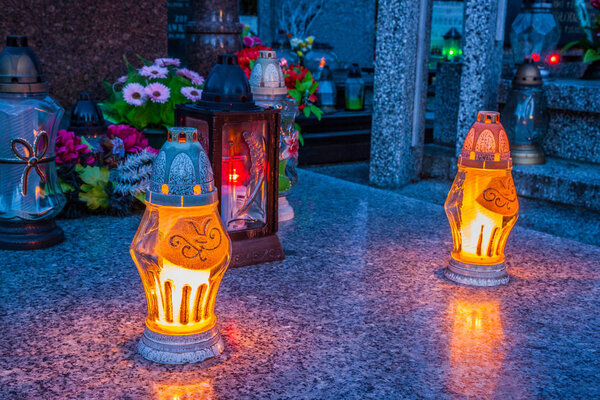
[131,203,231,335]
[449,299,505,397]
[154,380,214,400]
[319,57,326,68]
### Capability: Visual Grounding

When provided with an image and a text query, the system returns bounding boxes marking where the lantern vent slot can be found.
[164,281,174,323]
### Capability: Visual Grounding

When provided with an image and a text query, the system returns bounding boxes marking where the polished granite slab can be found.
[0,170,599,399]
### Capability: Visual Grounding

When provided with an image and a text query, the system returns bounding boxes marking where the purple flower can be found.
[55,130,93,165]
[145,82,170,103]
[139,65,168,79]
[176,68,204,86]
[117,75,128,84]
[154,57,181,67]
[106,125,149,154]
[181,86,203,102]
[123,83,146,106]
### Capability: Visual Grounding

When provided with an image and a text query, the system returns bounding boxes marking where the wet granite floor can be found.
[1,170,599,399]
[305,161,600,247]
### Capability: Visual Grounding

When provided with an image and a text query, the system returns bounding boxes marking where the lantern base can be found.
[138,325,224,365]
[278,196,295,222]
[510,145,545,165]
[0,219,64,250]
[445,258,509,287]
[230,234,285,268]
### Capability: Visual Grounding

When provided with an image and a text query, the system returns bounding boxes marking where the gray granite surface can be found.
[2,169,599,399]
[306,161,600,247]
[369,0,432,188]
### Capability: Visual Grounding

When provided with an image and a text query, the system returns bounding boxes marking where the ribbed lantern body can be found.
[130,127,231,364]
[444,111,519,286]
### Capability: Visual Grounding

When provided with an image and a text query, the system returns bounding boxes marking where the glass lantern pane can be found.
[221,120,267,231]
[183,117,210,155]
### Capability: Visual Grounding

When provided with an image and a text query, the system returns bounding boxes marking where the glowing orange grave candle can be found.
[130,127,231,364]
[444,111,518,286]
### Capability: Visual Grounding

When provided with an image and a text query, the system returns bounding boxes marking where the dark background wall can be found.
[0,0,168,109]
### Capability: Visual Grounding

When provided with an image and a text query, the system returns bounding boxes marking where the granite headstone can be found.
[0,1,168,109]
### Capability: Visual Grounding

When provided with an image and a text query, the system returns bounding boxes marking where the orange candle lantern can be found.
[444,111,519,286]
[130,127,231,364]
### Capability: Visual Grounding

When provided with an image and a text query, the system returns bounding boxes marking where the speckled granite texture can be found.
[1,170,599,399]
[499,79,600,164]
[433,62,462,146]
[455,0,504,157]
[0,1,167,109]
[369,0,432,187]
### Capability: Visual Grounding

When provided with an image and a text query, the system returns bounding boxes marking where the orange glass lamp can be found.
[444,111,519,286]
[130,127,231,364]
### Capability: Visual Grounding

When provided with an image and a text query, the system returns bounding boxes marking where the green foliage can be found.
[584,49,600,63]
[278,160,291,193]
[76,165,111,210]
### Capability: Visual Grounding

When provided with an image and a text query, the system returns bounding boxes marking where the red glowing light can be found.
[319,57,326,68]
[229,168,240,183]
[531,53,541,62]
[222,156,248,185]
[549,54,559,64]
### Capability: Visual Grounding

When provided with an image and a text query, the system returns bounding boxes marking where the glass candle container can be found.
[0,35,66,249]
[501,62,547,165]
[249,50,299,221]
[304,42,339,75]
[345,63,365,111]
[444,111,519,287]
[510,0,560,66]
[317,65,337,112]
[130,127,231,364]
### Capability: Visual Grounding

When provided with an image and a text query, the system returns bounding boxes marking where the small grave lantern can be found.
[444,111,519,286]
[442,28,462,61]
[175,54,284,268]
[130,127,231,364]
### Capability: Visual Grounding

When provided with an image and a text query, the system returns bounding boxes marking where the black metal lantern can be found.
[68,92,106,152]
[175,54,283,268]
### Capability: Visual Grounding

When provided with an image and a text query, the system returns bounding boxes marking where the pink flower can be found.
[281,134,299,160]
[55,130,93,165]
[180,86,203,102]
[146,146,160,155]
[139,65,168,79]
[177,68,204,86]
[154,57,181,67]
[106,125,149,154]
[243,36,263,48]
[123,83,146,106]
[145,82,170,103]
[117,75,128,84]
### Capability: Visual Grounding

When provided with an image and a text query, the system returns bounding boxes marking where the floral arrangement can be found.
[565,0,600,64]
[100,57,204,131]
[241,24,263,49]
[56,125,158,217]
[289,36,314,59]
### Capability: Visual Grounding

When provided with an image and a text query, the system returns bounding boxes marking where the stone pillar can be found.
[433,61,463,147]
[369,0,433,187]
[455,0,507,156]
[186,0,242,77]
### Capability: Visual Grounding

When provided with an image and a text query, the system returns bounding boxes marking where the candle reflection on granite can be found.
[449,299,505,397]
[153,380,214,400]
